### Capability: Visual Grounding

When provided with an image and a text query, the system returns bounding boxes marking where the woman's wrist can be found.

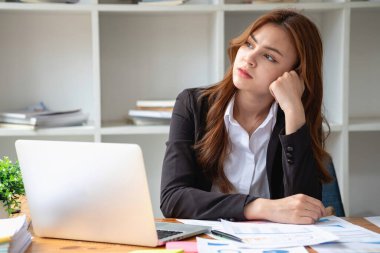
[244,198,271,220]
[284,104,306,134]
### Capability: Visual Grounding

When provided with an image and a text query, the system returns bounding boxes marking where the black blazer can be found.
[160,88,321,221]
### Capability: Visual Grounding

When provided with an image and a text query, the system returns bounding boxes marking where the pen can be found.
[210,230,243,243]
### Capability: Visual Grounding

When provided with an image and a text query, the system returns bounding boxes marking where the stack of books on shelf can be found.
[0,215,31,253]
[138,0,188,6]
[128,99,175,125]
[0,102,88,130]
[10,0,80,3]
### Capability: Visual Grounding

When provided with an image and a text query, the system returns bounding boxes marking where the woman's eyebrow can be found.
[251,35,284,57]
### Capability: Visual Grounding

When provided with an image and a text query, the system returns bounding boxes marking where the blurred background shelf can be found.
[349,118,380,132]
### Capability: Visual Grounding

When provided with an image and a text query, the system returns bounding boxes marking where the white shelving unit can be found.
[0,0,379,217]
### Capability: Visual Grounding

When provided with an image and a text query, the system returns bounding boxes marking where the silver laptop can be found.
[15,140,209,247]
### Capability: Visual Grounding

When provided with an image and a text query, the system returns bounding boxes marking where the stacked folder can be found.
[0,215,31,253]
[138,0,188,5]
[0,102,88,129]
[128,100,175,125]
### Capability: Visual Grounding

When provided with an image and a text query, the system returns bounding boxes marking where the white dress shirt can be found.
[211,95,278,198]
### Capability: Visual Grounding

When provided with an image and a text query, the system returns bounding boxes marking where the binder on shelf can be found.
[0,103,88,129]
[128,109,172,119]
[136,100,175,108]
[128,99,174,126]
[128,109,172,125]
[138,0,188,6]
[0,109,80,120]
[17,0,79,3]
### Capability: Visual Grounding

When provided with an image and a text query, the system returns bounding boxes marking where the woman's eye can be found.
[265,54,276,63]
[246,42,254,49]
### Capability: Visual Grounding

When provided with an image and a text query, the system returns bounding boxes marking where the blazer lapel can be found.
[266,109,285,198]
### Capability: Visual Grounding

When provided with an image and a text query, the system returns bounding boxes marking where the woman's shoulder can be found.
[176,87,209,106]
[177,87,206,99]
[174,87,211,121]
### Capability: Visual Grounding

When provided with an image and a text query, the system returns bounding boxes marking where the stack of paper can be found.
[0,102,88,129]
[182,216,380,253]
[366,216,380,228]
[138,0,188,6]
[128,99,175,125]
[312,216,380,252]
[19,0,79,3]
[0,215,31,253]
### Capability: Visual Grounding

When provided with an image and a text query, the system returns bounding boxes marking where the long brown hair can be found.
[194,9,332,193]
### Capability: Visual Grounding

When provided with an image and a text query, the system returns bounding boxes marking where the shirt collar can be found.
[261,101,278,131]
[224,94,237,127]
[224,94,278,130]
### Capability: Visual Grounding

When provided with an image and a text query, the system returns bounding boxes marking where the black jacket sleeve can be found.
[279,125,322,199]
[160,89,255,220]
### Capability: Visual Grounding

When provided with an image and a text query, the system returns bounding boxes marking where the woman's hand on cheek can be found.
[269,70,305,113]
[269,70,306,134]
[244,194,327,225]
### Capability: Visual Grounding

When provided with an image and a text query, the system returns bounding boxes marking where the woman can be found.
[160,9,332,225]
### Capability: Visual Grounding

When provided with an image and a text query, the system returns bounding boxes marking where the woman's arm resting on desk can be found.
[244,123,326,224]
[160,89,257,221]
[244,194,328,224]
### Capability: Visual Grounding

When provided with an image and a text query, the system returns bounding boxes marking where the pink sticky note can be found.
[166,241,198,253]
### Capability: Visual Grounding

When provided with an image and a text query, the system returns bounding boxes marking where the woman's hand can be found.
[244,194,328,224]
[269,70,306,134]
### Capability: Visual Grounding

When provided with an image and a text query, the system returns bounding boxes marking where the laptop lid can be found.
[15,140,208,247]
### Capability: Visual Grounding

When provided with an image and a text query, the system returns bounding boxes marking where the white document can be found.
[196,237,308,253]
[310,216,380,252]
[177,218,225,238]
[366,216,380,228]
[0,215,32,253]
[221,219,338,248]
[177,219,224,231]
[0,215,28,237]
[316,216,380,243]
[312,241,380,253]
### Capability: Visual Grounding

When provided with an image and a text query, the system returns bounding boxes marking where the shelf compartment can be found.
[349,9,380,120]
[349,132,380,216]
[99,12,220,123]
[0,11,95,124]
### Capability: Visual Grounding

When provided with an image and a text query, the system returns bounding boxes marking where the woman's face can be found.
[233,23,298,100]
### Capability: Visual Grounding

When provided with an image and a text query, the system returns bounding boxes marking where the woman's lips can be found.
[237,68,253,79]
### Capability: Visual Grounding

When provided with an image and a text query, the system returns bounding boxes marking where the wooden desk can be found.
[24,217,380,253]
